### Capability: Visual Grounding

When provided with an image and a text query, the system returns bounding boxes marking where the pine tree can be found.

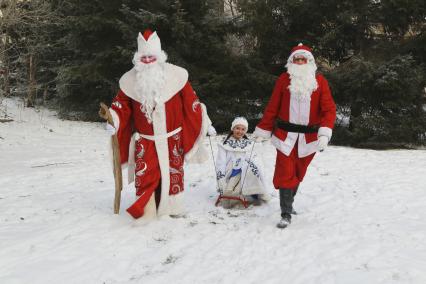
[328,55,426,147]
[50,0,272,130]
[236,0,426,146]
[51,0,130,120]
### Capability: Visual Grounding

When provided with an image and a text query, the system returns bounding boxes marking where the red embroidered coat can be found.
[110,63,210,219]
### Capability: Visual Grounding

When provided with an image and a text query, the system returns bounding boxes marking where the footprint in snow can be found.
[162,254,179,265]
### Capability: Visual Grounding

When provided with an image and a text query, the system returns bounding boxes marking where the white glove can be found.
[252,134,266,143]
[105,123,116,136]
[207,125,217,136]
[317,136,329,152]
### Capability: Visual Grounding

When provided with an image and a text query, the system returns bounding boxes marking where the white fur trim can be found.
[288,50,314,63]
[253,126,271,139]
[149,101,187,216]
[184,103,212,163]
[106,111,121,176]
[166,192,185,216]
[318,127,332,140]
[119,63,188,104]
[298,133,319,157]
[271,133,297,156]
[137,194,157,220]
[127,133,137,184]
[151,102,175,217]
[271,133,317,158]
[109,109,120,129]
[107,136,114,172]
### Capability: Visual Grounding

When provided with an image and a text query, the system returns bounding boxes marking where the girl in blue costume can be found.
[216,117,270,208]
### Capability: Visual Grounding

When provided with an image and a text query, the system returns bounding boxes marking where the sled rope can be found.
[208,135,222,195]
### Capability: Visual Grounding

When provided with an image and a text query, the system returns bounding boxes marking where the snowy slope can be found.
[1,98,425,284]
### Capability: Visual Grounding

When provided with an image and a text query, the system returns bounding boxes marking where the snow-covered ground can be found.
[1,98,426,284]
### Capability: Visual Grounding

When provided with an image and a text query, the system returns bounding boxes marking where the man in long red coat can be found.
[107,30,214,220]
[253,43,336,228]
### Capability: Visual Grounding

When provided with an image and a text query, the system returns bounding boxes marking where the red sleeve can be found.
[318,75,336,129]
[256,74,286,132]
[180,82,203,155]
[111,90,133,164]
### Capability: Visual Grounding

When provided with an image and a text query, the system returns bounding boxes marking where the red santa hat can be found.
[231,117,249,131]
[137,29,162,58]
[288,43,315,63]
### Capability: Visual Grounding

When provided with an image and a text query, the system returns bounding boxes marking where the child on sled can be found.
[216,117,270,208]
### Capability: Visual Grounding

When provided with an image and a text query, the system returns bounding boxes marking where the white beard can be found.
[133,53,167,123]
[286,62,318,102]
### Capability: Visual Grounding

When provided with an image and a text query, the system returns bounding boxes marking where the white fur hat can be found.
[231,117,248,131]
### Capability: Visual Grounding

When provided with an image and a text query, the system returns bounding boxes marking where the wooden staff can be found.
[99,103,122,214]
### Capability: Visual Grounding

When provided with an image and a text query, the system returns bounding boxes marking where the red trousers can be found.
[273,143,315,190]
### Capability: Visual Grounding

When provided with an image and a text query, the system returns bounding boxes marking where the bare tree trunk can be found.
[227,0,236,17]
[4,62,10,97]
[43,87,48,105]
[2,35,11,97]
[26,54,36,107]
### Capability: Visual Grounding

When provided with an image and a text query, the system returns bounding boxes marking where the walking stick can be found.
[99,103,122,214]
[208,135,220,193]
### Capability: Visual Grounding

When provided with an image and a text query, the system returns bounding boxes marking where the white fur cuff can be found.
[253,126,271,139]
[318,127,332,140]
[184,103,211,163]
[109,108,120,129]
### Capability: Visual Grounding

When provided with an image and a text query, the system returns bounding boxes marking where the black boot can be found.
[293,184,299,197]
[277,213,291,228]
[277,189,294,229]
[291,185,299,215]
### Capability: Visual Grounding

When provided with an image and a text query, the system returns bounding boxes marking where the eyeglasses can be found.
[293,57,307,63]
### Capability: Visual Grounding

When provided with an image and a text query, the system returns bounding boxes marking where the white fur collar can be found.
[119,63,189,103]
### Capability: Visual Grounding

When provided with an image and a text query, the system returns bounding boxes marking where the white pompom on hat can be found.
[231,117,249,131]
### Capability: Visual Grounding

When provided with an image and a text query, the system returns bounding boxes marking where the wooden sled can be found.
[215,194,249,208]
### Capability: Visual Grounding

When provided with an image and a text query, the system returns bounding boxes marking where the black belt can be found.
[275,120,319,133]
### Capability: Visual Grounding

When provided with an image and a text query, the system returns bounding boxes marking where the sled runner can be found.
[215,194,249,208]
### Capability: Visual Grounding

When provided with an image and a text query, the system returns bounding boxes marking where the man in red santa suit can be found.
[105,30,215,220]
[253,43,336,229]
